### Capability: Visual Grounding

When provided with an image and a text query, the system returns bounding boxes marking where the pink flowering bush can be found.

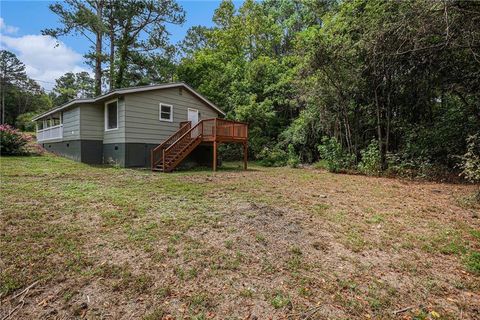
[0,124,32,155]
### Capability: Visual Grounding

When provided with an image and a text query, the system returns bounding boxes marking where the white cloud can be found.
[0,18,19,34]
[0,33,89,90]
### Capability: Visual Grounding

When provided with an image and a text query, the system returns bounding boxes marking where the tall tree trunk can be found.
[109,31,115,90]
[385,90,391,159]
[353,106,359,156]
[108,2,115,91]
[115,42,128,88]
[375,84,386,170]
[94,0,104,96]
[1,83,4,124]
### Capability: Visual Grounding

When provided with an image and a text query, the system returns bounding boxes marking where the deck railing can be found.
[200,118,248,141]
[37,125,63,141]
[214,118,248,140]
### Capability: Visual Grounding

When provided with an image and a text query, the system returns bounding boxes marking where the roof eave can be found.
[31,99,95,121]
[31,83,225,121]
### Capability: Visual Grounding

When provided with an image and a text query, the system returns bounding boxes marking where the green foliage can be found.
[0,124,31,155]
[287,144,300,168]
[317,136,355,173]
[291,0,480,176]
[1,50,51,125]
[45,0,185,92]
[281,108,324,163]
[15,112,37,132]
[458,134,480,184]
[385,154,441,180]
[176,0,308,161]
[358,140,381,176]
[254,141,299,169]
[258,145,288,167]
[19,0,480,181]
[51,71,95,105]
[235,97,278,156]
[458,134,480,200]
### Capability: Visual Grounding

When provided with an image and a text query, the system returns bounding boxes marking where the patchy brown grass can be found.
[1,154,479,319]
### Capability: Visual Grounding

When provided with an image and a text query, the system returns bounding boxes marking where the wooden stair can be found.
[151,118,249,172]
[153,136,202,172]
[151,121,204,172]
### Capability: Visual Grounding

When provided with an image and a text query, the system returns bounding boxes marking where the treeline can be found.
[0,50,98,130]
[1,0,479,180]
[176,0,480,179]
[0,51,51,130]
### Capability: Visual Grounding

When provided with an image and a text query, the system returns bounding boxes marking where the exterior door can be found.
[188,108,200,138]
[188,108,199,125]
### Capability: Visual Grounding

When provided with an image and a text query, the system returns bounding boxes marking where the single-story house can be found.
[33,82,248,171]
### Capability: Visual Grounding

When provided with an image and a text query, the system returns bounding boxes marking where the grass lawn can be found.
[1,154,479,319]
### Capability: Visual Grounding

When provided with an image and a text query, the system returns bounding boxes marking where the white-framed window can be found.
[159,103,173,122]
[39,112,62,130]
[105,99,118,131]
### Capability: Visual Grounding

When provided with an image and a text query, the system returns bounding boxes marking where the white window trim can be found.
[159,103,173,122]
[105,98,119,131]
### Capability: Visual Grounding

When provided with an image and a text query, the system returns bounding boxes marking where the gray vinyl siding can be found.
[103,97,126,144]
[62,107,80,141]
[80,103,104,140]
[124,87,219,144]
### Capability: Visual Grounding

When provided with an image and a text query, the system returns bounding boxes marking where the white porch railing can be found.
[37,125,63,141]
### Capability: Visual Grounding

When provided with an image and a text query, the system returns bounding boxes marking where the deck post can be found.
[162,149,166,171]
[150,148,154,171]
[213,141,217,172]
[243,141,248,170]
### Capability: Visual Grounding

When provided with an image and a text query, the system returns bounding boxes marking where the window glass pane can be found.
[160,105,172,120]
[160,112,170,119]
[107,101,118,129]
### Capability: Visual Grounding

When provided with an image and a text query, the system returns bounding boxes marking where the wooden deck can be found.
[151,118,248,172]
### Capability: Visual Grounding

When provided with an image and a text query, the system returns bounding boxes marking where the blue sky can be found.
[0,1,238,90]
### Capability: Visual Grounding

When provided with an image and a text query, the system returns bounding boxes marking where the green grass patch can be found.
[270,291,291,309]
[312,203,330,215]
[465,251,480,274]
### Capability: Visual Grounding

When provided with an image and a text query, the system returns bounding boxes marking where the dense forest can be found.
[1,0,479,180]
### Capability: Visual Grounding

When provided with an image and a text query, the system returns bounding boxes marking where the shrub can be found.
[0,124,32,155]
[358,140,381,175]
[458,134,480,183]
[15,112,37,132]
[386,153,449,180]
[317,136,355,173]
[219,144,243,161]
[287,144,300,168]
[258,145,288,167]
[458,134,480,201]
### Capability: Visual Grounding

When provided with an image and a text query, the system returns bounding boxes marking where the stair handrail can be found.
[151,121,191,170]
[164,120,203,154]
[163,120,204,171]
